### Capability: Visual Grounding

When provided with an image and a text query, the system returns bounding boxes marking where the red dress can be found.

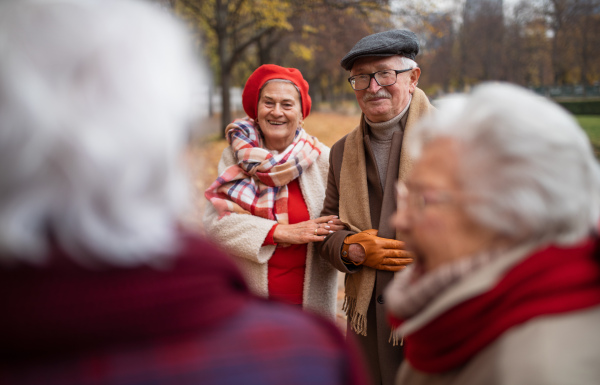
[264,179,308,305]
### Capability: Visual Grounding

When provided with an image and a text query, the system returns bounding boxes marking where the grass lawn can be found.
[576,115,600,158]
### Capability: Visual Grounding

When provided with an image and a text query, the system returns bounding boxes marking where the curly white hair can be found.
[0,0,204,266]
[407,82,600,246]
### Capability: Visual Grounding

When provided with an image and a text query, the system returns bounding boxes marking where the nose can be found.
[391,207,410,232]
[271,103,284,117]
[366,76,381,93]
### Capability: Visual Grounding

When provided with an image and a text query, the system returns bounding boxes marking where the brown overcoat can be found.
[317,88,434,385]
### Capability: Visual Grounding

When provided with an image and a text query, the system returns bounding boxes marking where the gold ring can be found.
[314,228,318,235]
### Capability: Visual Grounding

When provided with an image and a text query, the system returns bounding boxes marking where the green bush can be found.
[558,100,600,115]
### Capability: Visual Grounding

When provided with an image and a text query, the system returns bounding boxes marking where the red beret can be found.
[242,64,311,120]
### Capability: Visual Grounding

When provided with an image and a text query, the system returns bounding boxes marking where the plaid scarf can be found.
[205,118,324,224]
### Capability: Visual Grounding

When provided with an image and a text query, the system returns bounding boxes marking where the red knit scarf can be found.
[396,239,600,373]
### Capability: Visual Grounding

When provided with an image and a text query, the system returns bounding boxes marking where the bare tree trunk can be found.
[221,71,232,137]
[208,78,214,117]
[215,0,230,138]
[551,31,563,84]
[578,0,593,87]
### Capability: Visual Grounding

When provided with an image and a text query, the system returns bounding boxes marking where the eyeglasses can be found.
[396,181,454,216]
[348,69,413,91]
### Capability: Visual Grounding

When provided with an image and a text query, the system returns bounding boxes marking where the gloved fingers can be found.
[381,257,414,266]
[379,249,413,259]
[390,250,414,259]
[377,238,405,250]
[363,229,379,236]
[378,264,408,272]
[356,239,402,253]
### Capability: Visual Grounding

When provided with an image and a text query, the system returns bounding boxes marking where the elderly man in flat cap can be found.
[317,29,435,385]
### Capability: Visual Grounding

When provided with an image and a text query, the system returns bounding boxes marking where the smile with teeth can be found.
[268,121,286,125]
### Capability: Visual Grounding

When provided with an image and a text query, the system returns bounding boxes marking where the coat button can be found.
[377,295,384,304]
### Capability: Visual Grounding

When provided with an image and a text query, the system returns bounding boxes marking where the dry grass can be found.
[303,111,362,148]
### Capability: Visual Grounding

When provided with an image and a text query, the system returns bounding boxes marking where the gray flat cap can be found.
[340,29,419,70]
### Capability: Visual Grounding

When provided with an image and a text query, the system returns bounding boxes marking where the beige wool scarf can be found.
[339,88,434,338]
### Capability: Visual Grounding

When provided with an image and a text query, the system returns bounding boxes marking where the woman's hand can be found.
[273,215,346,245]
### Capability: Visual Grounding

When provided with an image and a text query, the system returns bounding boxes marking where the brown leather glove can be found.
[342,229,413,272]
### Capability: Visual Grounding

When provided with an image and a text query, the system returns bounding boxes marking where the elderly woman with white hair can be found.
[0,1,372,384]
[385,83,600,385]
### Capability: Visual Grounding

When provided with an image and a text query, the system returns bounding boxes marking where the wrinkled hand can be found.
[343,229,413,271]
[273,215,346,246]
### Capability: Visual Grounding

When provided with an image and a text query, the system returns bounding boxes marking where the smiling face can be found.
[256,81,302,152]
[351,55,420,123]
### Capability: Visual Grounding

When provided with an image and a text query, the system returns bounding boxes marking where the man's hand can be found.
[342,229,413,271]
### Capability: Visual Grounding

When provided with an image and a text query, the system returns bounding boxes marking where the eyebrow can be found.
[261,95,297,103]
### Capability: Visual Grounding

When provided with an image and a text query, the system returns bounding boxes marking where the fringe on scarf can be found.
[389,328,404,346]
[345,289,406,346]
[342,295,367,336]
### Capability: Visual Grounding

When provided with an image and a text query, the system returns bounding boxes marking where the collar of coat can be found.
[392,238,600,373]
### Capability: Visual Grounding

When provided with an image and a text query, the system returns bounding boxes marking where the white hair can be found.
[407,82,600,246]
[0,0,203,266]
[399,56,418,69]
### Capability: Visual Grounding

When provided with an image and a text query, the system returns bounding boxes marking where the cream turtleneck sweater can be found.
[364,96,411,187]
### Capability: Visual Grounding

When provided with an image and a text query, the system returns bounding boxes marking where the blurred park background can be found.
[164,0,599,328]
[173,0,600,221]
[168,0,600,199]
[151,0,599,134]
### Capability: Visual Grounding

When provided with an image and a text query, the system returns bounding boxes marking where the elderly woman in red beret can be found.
[204,64,345,318]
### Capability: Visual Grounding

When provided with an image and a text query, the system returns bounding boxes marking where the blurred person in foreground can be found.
[204,64,344,318]
[386,82,600,385]
[316,29,435,385]
[0,1,371,385]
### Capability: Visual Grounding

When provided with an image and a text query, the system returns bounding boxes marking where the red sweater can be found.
[264,179,308,305]
[0,233,372,385]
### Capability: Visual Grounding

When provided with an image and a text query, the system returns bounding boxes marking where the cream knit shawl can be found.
[340,88,434,336]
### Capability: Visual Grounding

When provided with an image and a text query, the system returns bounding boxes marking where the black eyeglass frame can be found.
[347,68,413,91]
